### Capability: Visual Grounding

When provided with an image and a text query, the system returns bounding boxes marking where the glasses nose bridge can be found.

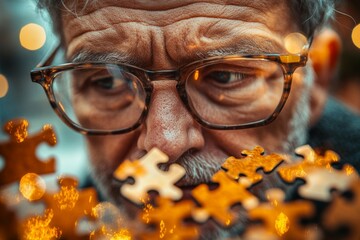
[146,70,180,82]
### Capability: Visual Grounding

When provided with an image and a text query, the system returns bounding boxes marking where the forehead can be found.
[61,0,298,68]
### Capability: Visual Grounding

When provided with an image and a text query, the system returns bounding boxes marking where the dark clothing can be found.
[309,97,360,171]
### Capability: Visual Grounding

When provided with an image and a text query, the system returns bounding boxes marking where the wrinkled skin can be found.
[61,0,313,238]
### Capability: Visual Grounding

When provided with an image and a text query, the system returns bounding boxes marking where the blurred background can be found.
[332,0,360,114]
[0,0,359,185]
[0,0,88,184]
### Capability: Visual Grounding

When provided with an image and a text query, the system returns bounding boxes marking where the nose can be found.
[137,81,205,161]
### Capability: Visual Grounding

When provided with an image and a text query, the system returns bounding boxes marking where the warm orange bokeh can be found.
[19,173,46,201]
[19,23,46,51]
[0,74,9,98]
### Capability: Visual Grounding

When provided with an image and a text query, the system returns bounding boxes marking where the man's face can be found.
[61,0,312,204]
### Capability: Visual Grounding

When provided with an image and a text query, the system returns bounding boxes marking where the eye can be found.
[206,71,247,84]
[94,76,113,89]
[91,75,125,92]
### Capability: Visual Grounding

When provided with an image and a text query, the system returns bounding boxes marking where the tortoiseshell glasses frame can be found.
[31,45,308,135]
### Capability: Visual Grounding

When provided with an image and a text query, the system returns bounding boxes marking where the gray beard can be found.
[284,65,314,153]
[88,65,314,239]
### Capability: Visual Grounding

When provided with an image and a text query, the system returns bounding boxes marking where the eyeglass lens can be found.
[51,58,284,131]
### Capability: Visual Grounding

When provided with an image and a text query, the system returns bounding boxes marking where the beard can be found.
[87,65,315,239]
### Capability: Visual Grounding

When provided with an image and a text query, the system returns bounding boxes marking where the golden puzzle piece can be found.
[247,189,315,240]
[323,179,360,240]
[192,170,259,227]
[0,119,56,186]
[139,197,198,240]
[41,176,98,239]
[113,148,186,204]
[221,146,284,185]
[277,145,339,183]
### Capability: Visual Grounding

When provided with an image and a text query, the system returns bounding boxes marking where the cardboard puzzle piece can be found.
[0,119,56,185]
[191,170,259,227]
[299,164,358,201]
[221,146,284,185]
[247,189,315,239]
[41,176,98,239]
[0,199,18,240]
[277,145,339,183]
[113,148,186,204]
[323,179,360,240]
[139,197,198,240]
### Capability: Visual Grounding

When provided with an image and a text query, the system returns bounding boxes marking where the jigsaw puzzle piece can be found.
[277,145,339,183]
[192,170,258,227]
[0,119,56,185]
[323,179,360,240]
[113,148,186,204]
[41,176,98,239]
[139,197,198,240]
[222,146,284,185]
[299,164,358,201]
[0,199,19,240]
[247,189,315,239]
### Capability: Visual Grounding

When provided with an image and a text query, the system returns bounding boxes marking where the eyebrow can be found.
[70,36,286,66]
[71,50,136,64]
[203,37,286,58]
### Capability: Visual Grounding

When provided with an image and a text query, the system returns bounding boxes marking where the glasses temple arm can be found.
[36,43,61,68]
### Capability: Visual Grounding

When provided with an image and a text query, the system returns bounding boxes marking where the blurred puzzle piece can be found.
[192,170,259,227]
[42,176,98,239]
[113,148,186,204]
[278,145,339,183]
[299,165,358,201]
[323,179,360,240]
[90,202,132,240]
[0,119,56,185]
[222,146,284,185]
[139,197,198,240]
[247,189,315,240]
[0,199,19,240]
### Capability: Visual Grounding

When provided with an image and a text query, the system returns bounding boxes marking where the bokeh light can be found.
[352,24,360,49]
[275,212,290,236]
[0,74,9,98]
[19,23,46,51]
[19,173,46,201]
[284,33,308,54]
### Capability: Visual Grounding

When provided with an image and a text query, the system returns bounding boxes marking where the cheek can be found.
[205,81,309,156]
[85,131,140,170]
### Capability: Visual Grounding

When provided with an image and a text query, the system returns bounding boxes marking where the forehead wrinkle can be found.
[62,0,293,70]
[62,0,283,13]
[66,16,280,64]
[63,2,272,43]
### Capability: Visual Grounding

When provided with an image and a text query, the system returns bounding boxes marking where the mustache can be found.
[157,148,226,186]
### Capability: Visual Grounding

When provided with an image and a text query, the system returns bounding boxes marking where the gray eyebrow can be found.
[201,37,286,58]
[70,50,136,64]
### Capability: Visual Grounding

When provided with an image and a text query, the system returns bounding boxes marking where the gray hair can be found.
[37,0,337,40]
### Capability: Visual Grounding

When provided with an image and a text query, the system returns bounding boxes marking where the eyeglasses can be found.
[31,45,308,135]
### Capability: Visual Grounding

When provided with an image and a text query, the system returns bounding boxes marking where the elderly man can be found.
[30,0,359,238]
